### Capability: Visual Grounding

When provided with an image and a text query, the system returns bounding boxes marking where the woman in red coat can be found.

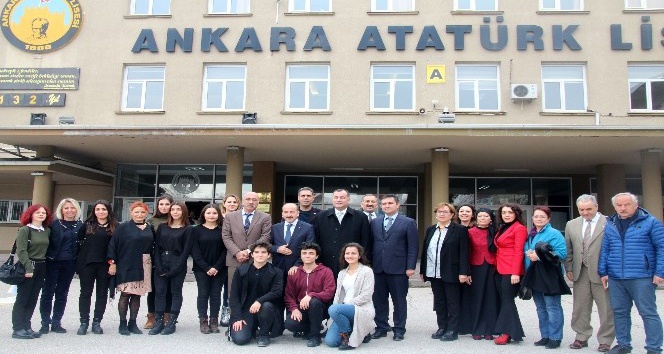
[493,203,527,345]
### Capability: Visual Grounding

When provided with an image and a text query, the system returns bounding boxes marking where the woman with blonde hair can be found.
[40,198,83,334]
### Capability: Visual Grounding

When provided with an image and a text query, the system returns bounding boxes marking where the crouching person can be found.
[229,242,283,347]
[284,242,336,347]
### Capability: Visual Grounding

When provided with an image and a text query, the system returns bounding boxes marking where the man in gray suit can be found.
[222,191,272,295]
[564,194,615,352]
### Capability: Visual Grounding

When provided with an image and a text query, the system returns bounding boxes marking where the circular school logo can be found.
[172,173,200,195]
[1,0,82,53]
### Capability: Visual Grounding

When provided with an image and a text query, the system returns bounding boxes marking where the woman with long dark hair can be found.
[191,204,227,334]
[148,201,193,335]
[457,204,477,228]
[108,201,154,335]
[11,204,52,339]
[493,203,528,345]
[144,194,173,329]
[40,198,83,334]
[459,208,499,340]
[325,243,375,350]
[75,200,119,335]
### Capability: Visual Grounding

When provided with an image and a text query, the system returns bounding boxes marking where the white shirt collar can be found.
[28,223,45,232]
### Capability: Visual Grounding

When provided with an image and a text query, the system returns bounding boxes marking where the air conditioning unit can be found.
[510,84,538,99]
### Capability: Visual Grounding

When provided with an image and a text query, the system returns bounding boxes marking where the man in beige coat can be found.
[564,194,615,352]
[222,191,272,295]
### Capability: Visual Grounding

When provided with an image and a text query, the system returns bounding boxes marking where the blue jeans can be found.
[532,291,564,341]
[325,304,355,347]
[608,277,663,353]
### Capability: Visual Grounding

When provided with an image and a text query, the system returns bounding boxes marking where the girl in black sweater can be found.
[76,200,118,335]
[149,201,193,335]
[191,204,227,334]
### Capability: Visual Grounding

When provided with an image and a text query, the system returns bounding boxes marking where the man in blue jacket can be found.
[599,192,664,354]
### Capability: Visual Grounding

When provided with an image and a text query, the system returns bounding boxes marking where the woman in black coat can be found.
[419,203,469,342]
[108,201,154,336]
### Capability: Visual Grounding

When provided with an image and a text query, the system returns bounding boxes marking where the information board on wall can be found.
[0,68,80,90]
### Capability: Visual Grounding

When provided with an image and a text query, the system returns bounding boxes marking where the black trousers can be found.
[231,301,279,345]
[154,270,186,314]
[284,297,329,338]
[12,261,46,331]
[147,268,172,313]
[430,278,461,332]
[373,272,409,334]
[493,273,525,341]
[193,268,226,318]
[78,262,110,321]
[40,259,76,325]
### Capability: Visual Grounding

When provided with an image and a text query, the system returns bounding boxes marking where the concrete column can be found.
[225,146,244,198]
[596,164,626,216]
[431,148,450,225]
[641,149,663,220]
[253,161,276,216]
[32,172,53,207]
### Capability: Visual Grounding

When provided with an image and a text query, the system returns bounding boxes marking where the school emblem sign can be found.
[1,0,82,53]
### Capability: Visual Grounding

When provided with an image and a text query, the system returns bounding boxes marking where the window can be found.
[122,66,166,111]
[209,0,250,14]
[130,0,170,15]
[628,65,664,111]
[541,65,587,112]
[203,65,246,111]
[455,65,499,111]
[289,0,331,12]
[540,0,583,10]
[0,200,31,223]
[372,0,414,12]
[455,0,497,11]
[625,0,664,10]
[286,65,330,111]
[371,65,415,111]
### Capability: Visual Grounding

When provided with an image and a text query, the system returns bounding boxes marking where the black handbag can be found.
[518,284,532,300]
[0,229,32,285]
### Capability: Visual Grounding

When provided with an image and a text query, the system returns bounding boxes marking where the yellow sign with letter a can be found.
[427,65,446,84]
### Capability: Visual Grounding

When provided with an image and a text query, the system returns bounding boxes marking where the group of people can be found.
[8,188,664,354]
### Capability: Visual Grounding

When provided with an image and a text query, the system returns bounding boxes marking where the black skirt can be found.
[459,261,499,335]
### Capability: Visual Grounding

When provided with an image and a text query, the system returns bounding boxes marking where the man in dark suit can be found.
[370,195,418,341]
[313,189,371,275]
[271,203,316,334]
[222,191,272,295]
[360,194,379,221]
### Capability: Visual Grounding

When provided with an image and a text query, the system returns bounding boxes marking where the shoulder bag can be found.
[0,228,32,285]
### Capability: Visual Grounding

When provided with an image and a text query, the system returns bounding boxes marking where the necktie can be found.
[385,217,394,232]
[244,213,252,233]
[285,223,292,244]
[336,211,344,224]
[368,213,374,222]
[582,219,591,265]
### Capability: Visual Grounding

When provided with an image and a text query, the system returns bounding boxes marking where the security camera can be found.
[442,106,450,114]
[418,108,426,114]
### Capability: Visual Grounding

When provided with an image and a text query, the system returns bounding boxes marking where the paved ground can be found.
[0,273,661,354]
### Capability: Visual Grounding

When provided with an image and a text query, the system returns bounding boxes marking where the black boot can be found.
[76,320,89,335]
[91,319,103,335]
[148,314,165,335]
[161,314,178,335]
[127,319,143,334]
[118,319,130,336]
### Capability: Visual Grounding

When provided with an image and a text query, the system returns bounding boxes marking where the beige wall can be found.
[0,2,661,128]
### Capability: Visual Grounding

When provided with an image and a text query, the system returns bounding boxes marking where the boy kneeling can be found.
[229,242,283,347]
[284,242,336,347]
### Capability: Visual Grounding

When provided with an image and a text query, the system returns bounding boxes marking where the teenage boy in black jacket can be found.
[229,242,283,347]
